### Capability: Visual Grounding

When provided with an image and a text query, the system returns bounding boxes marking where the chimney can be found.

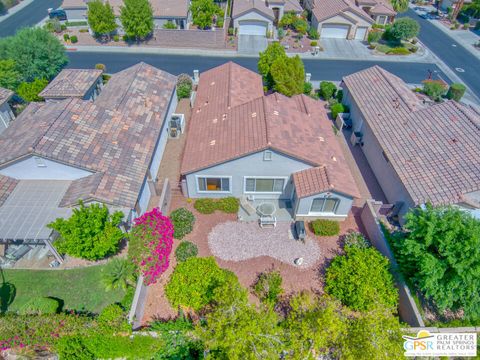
[193,70,199,84]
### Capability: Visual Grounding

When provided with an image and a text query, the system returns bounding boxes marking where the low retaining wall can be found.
[128,275,147,330]
[361,200,425,327]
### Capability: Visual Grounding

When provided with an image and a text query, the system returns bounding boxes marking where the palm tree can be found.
[102,258,137,291]
[390,0,409,13]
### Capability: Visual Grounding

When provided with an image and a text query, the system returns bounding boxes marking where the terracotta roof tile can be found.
[0,87,13,106]
[0,62,176,209]
[343,66,480,206]
[39,69,103,98]
[312,0,373,23]
[181,63,359,199]
[369,2,396,15]
[0,175,18,206]
[232,0,274,19]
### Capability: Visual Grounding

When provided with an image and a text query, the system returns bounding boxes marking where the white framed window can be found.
[263,150,272,161]
[196,176,231,193]
[310,197,339,214]
[33,156,47,168]
[244,177,286,193]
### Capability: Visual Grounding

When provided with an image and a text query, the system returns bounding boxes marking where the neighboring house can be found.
[0,63,177,248]
[180,62,359,221]
[232,0,275,36]
[0,88,14,135]
[310,0,395,40]
[39,69,103,102]
[62,0,190,29]
[342,66,480,221]
[439,0,472,12]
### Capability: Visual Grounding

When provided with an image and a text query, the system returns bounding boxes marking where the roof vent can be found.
[212,118,218,124]
[222,113,227,120]
[210,140,216,146]
[210,81,215,86]
[196,108,201,113]
[451,138,458,144]
[318,136,325,142]
[251,112,257,118]
[331,156,337,162]
[204,101,209,106]
[273,110,279,116]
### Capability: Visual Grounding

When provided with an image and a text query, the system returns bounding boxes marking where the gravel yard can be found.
[208,221,320,268]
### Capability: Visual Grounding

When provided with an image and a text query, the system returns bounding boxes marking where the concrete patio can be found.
[208,221,320,268]
[238,199,294,222]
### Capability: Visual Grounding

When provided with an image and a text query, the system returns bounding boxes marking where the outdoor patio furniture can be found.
[259,215,277,228]
[257,203,277,228]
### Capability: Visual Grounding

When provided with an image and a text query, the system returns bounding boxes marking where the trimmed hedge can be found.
[175,241,198,262]
[446,83,466,101]
[18,297,60,315]
[194,197,239,214]
[386,47,410,55]
[311,219,340,236]
[170,208,195,240]
[330,103,349,119]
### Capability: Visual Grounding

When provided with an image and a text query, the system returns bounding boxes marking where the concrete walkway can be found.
[429,20,480,60]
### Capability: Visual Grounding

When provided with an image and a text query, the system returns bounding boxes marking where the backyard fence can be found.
[128,274,148,330]
[360,200,425,327]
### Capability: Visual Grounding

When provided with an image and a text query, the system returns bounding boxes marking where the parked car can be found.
[294,221,306,241]
[48,8,67,21]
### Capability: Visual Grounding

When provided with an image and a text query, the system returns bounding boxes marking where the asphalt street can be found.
[399,9,480,98]
[0,0,61,37]
[67,51,446,84]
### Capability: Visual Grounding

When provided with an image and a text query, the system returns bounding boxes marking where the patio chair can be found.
[259,215,277,228]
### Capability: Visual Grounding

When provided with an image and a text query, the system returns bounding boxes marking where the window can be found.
[245,178,285,193]
[197,177,230,192]
[310,197,339,213]
[263,151,272,161]
[33,156,46,168]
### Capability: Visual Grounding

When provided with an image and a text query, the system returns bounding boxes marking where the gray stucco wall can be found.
[185,150,311,199]
[0,156,93,180]
[295,191,354,219]
[343,88,415,219]
[65,8,88,21]
[0,102,14,134]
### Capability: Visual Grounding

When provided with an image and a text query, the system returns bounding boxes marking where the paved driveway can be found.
[238,34,268,55]
[321,38,372,58]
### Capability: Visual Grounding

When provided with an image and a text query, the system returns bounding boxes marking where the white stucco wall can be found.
[65,8,88,21]
[294,190,354,220]
[137,179,151,215]
[315,12,372,39]
[233,10,274,34]
[0,156,93,180]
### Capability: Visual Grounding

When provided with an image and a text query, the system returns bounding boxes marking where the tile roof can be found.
[39,69,103,99]
[312,0,374,23]
[232,0,274,19]
[284,0,303,12]
[343,65,480,207]
[0,87,13,106]
[0,62,176,209]
[0,175,18,207]
[369,1,396,15]
[181,62,359,199]
[61,0,189,17]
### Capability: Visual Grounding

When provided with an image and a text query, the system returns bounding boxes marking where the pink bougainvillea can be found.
[128,208,174,285]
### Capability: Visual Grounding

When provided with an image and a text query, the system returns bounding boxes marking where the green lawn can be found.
[1,265,125,314]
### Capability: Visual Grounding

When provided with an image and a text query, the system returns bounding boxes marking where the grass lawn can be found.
[1,265,125,314]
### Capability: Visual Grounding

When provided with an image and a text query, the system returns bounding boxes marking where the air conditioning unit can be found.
[350,131,363,146]
[169,114,185,138]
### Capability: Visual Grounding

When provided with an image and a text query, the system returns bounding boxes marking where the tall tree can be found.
[0,59,21,90]
[120,0,154,40]
[258,42,288,88]
[190,0,222,29]
[270,55,305,97]
[395,205,480,320]
[390,0,409,12]
[390,17,420,40]
[87,0,117,37]
[0,27,68,82]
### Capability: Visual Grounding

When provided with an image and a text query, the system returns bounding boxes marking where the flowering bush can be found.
[128,208,174,285]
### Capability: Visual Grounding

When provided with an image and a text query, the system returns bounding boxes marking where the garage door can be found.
[238,21,267,36]
[355,27,368,40]
[321,24,350,39]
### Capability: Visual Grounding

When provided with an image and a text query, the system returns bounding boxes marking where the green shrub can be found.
[344,231,370,249]
[308,26,319,39]
[228,27,234,35]
[83,333,163,359]
[375,44,391,53]
[319,81,337,100]
[175,241,198,262]
[310,40,318,46]
[367,30,382,44]
[63,33,70,41]
[66,21,89,27]
[311,219,340,236]
[177,82,192,100]
[163,21,177,29]
[293,18,308,34]
[303,81,313,95]
[55,335,94,360]
[217,19,224,28]
[79,28,89,33]
[216,197,239,213]
[423,80,447,101]
[325,246,398,312]
[330,103,348,119]
[446,83,466,101]
[18,297,60,315]
[253,270,283,305]
[16,78,48,102]
[70,35,78,43]
[336,89,343,102]
[170,207,195,239]
[113,34,119,41]
[97,303,130,333]
[372,23,385,29]
[194,198,217,214]
[391,17,420,40]
[48,201,124,261]
[386,47,410,55]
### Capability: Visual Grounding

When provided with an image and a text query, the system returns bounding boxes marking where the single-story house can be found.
[355,0,396,24]
[180,62,360,221]
[39,69,103,102]
[0,88,14,135]
[341,66,480,221]
[232,0,275,36]
[311,0,374,40]
[0,62,177,249]
[62,0,190,29]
